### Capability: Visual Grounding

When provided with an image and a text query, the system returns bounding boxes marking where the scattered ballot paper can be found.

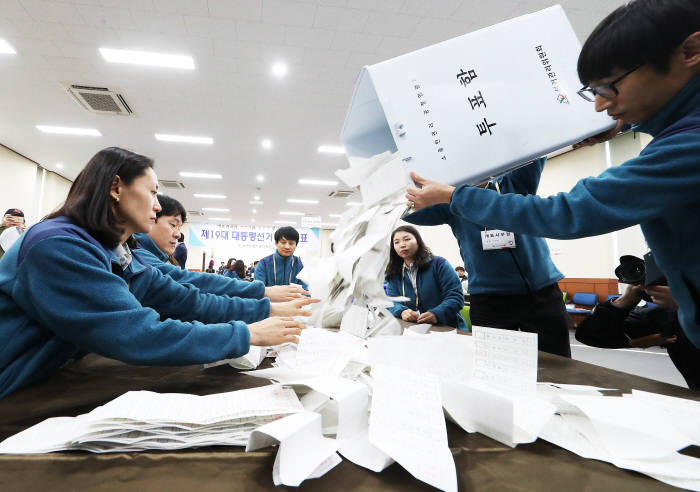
[369,364,457,492]
[246,412,340,487]
[0,386,303,454]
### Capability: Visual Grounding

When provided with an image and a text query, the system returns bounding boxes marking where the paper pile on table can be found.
[0,385,302,454]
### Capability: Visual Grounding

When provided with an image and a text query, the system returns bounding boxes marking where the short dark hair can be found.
[156,194,187,223]
[45,147,154,249]
[455,266,465,272]
[578,0,700,85]
[274,226,299,244]
[385,225,432,280]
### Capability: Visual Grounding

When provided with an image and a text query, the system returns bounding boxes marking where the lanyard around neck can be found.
[272,255,295,286]
[402,265,419,311]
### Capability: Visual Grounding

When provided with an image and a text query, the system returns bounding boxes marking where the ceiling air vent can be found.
[328,190,355,198]
[187,210,204,217]
[64,84,133,116]
[159,180,185,189]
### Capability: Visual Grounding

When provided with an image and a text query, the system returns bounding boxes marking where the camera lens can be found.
[614,255,646,284]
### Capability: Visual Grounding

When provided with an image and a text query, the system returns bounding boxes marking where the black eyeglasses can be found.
[577,65,642,102]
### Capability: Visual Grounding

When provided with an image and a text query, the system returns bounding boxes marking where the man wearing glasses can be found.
[406,0,700,349]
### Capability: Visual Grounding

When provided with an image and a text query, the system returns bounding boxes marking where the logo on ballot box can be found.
[535,45,570,105]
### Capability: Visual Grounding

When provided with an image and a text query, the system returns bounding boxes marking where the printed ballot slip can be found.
[341,5,614,186]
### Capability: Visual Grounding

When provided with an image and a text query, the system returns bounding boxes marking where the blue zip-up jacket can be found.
[0,217,253,398]
[133,233,270,323]
[173,242,187,269]
[448,75,700,348]
[254,251,309,290]
[405,158,563,295]
[133,233,265,300]
[385,255,467,330]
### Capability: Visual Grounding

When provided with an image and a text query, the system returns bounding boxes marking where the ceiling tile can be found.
[236,20,285,43]
[400,0,463,19]
[79,5,136,30]
[0,0,32,20]
[346,0,403,13]
[261,0,318,27]
[207,0,263,21]
[284,25,334,48]
[363,11,421,38]
[129,11,188,36]
[152,0,208,16]
[313,5,369,32]
[184,16,237,39]
[20,0,85,24]
[330,30,382,52]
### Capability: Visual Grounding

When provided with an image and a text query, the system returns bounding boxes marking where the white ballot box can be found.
[340,5,614,186]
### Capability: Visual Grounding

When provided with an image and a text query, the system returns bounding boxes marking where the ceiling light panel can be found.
[179,172,222,179]
[280,211,305,216]
[298,179,339,186]
[271,62,287,78]
[0,39,16,54]
[287,199,319,204]
[100,48,195,69]
[155,134,213,144]
[318,145,345,154]
[202,207,230,212]
[208,217,231,221]
[194,193,226,199]
[36,125,101,136]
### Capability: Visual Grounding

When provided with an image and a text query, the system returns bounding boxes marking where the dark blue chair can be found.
[566,292,598,316]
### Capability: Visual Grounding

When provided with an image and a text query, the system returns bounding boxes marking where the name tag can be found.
[481,230,516,250]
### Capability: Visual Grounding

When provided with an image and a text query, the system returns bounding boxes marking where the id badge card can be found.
[481,230,516,250]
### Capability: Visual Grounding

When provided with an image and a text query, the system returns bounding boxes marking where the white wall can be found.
[0,145,71,225]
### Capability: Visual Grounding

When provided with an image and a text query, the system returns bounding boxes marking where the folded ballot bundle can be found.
[341,5,614,186]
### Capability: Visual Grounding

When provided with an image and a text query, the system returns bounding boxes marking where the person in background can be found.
[224,258,236,278]
[173,233,187,269]
[205,261,215,273]
[404,159,570,357]
[0,209,26,261]
[455,266,469,295]
[385,225,467,330]
[576,283,700,390]
[247,262,256,278]
[255,226,309,290]
[0,147,305,398]
[231,260,247,280]
[406,0,700,349]
[133,194,315,322]
[217,261,226,275]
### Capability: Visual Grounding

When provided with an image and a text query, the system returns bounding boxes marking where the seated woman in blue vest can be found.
[133,194,317,321]
[385,225,467,330]
[0,147,305,398]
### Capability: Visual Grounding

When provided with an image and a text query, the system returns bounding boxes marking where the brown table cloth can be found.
[0,341,698,491]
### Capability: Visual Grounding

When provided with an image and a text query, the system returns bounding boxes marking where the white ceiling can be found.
[0,0,622,226]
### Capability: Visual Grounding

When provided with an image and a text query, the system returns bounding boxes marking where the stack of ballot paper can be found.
[0,385,303,454]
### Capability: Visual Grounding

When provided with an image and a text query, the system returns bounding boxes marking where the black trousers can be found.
[470,283,572,358]
[667,326,700,390]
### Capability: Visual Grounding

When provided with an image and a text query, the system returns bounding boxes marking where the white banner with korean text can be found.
[186,223,320,267]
